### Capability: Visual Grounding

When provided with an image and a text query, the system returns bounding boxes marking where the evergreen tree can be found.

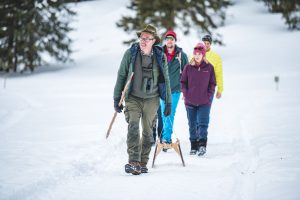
[116,0,232,45]
[0,0,75,73]
[258,0,300,30]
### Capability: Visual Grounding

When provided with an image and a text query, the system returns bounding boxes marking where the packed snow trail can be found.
[1,0,300,199]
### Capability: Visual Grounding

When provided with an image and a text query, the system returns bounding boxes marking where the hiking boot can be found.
[190,141,198,155]
[195,139,200,151]
[140,162,148,173]
[199,139,207,147]
[161,139,169,152]
[125,161,141,175]
[198,146,206,156]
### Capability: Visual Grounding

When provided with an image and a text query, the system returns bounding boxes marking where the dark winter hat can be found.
[202,34,212,44]
[136,24,161,44]
[193,42,206,56]
[164,30,177,41]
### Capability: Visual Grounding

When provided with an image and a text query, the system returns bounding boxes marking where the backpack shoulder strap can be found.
[176,51,182,73]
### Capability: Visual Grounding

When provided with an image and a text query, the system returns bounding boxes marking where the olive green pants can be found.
[124,95,160,164]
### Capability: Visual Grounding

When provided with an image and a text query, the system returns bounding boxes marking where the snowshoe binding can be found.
[140,162,148,173]
[198,146,206,156]
[125,161,141,175]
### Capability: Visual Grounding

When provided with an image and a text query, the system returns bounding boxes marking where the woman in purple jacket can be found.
[180,42,216,156]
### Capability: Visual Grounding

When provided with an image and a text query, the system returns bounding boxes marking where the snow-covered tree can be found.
[0,0,75,73]
[116,0,232,45]
[258,0,300,30]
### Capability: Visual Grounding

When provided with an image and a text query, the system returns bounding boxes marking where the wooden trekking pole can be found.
[106,72,134,139]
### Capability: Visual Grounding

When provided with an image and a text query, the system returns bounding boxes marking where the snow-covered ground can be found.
[1,0,300,199]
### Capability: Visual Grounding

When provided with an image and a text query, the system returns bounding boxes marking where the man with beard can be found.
[158,30,188,151]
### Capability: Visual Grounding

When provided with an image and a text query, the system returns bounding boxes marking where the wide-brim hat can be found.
[136,24,161,44]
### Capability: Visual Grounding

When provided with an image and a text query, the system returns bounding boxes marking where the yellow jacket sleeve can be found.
[205,50,223,93]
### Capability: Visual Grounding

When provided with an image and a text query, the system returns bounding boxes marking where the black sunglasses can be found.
[194,47,204,50]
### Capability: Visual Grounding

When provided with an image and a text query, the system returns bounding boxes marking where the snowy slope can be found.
[1,0,300,200]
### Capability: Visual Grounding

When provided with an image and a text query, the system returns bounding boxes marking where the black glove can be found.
[164,103,171,116]
[114,98,123,113]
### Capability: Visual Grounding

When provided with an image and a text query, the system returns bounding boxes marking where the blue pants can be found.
[160,92,181,143]
[185,104,211,142]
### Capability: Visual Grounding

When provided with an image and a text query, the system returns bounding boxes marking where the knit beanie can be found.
[164,30,177,41]
[193,42,206,56]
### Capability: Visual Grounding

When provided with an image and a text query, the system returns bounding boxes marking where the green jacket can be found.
[163,45,188,92]
[113,43,172,104]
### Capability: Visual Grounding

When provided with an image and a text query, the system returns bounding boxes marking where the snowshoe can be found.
[125,162,141,175]
[190,149,197,155]
[198,146,206,156]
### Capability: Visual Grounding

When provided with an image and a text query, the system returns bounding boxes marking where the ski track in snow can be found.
[0,81,127,199]
[2,135,126,200]
[0,91,38,134]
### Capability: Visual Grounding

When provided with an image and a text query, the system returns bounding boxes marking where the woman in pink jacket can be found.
[180,42,216,156]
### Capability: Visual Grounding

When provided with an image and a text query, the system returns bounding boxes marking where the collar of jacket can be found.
[130,42,164,66]
[193,61,206,68]
[164,46,175,57]
[130,42,166,83]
